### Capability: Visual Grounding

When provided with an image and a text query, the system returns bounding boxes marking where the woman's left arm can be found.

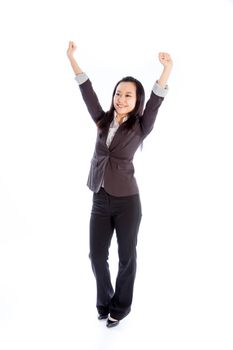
[157,52,173,87]
[140,52,173,136]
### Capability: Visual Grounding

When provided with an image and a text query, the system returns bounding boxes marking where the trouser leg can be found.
[109,194,142,320]
[89,190,114,315]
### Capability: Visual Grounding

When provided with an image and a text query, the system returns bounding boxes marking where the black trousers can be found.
[89,188,142,320]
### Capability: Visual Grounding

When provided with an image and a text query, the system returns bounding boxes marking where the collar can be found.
[114,111,128,124]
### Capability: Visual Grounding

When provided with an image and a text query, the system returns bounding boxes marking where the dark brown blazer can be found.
[79,78,165,197]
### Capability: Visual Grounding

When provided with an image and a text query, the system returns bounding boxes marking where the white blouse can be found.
[106,112,128,148]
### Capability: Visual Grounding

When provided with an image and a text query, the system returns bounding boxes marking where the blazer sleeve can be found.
[75,74,104,123]
[140,82,168,137]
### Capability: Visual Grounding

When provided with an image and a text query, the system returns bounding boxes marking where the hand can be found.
[159,52,173,68]
[67,41,77,59]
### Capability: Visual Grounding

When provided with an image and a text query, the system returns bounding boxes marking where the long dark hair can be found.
[97,76,145,130]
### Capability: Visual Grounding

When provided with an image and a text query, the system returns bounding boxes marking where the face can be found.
[113,82,137,117]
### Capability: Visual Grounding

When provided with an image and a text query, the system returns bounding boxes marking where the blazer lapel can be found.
[108,124,125,151]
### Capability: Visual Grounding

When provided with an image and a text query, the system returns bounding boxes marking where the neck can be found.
[116,113,127,124]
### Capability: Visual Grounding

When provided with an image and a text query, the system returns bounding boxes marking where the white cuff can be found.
[75,72,89,85]
[152,82,169,97]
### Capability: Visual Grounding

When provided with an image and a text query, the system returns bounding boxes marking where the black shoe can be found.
[106,317,119,328]
[98,313,108,320]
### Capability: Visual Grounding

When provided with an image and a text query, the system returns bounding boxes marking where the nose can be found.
[118,95,125,104]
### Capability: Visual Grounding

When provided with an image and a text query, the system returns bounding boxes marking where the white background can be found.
[0,0,233,349]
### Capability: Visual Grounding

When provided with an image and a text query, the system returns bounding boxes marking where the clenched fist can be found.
[67,41,77,59]
[159,52,173,68]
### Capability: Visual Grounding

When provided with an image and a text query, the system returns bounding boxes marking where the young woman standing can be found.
[67,41,173,327]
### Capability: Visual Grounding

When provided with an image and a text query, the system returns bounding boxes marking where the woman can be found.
[67,41,173,328]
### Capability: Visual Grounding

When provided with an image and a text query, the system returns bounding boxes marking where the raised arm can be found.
[67,41,83,75]
[67,41,104,123]
[140,52,173,136]
[157,52,173,87]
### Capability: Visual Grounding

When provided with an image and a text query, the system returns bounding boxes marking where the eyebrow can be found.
[116,90,134,94]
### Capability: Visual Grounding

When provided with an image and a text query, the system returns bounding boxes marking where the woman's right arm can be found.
[67,41,104,122]
[67,41,83,75]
